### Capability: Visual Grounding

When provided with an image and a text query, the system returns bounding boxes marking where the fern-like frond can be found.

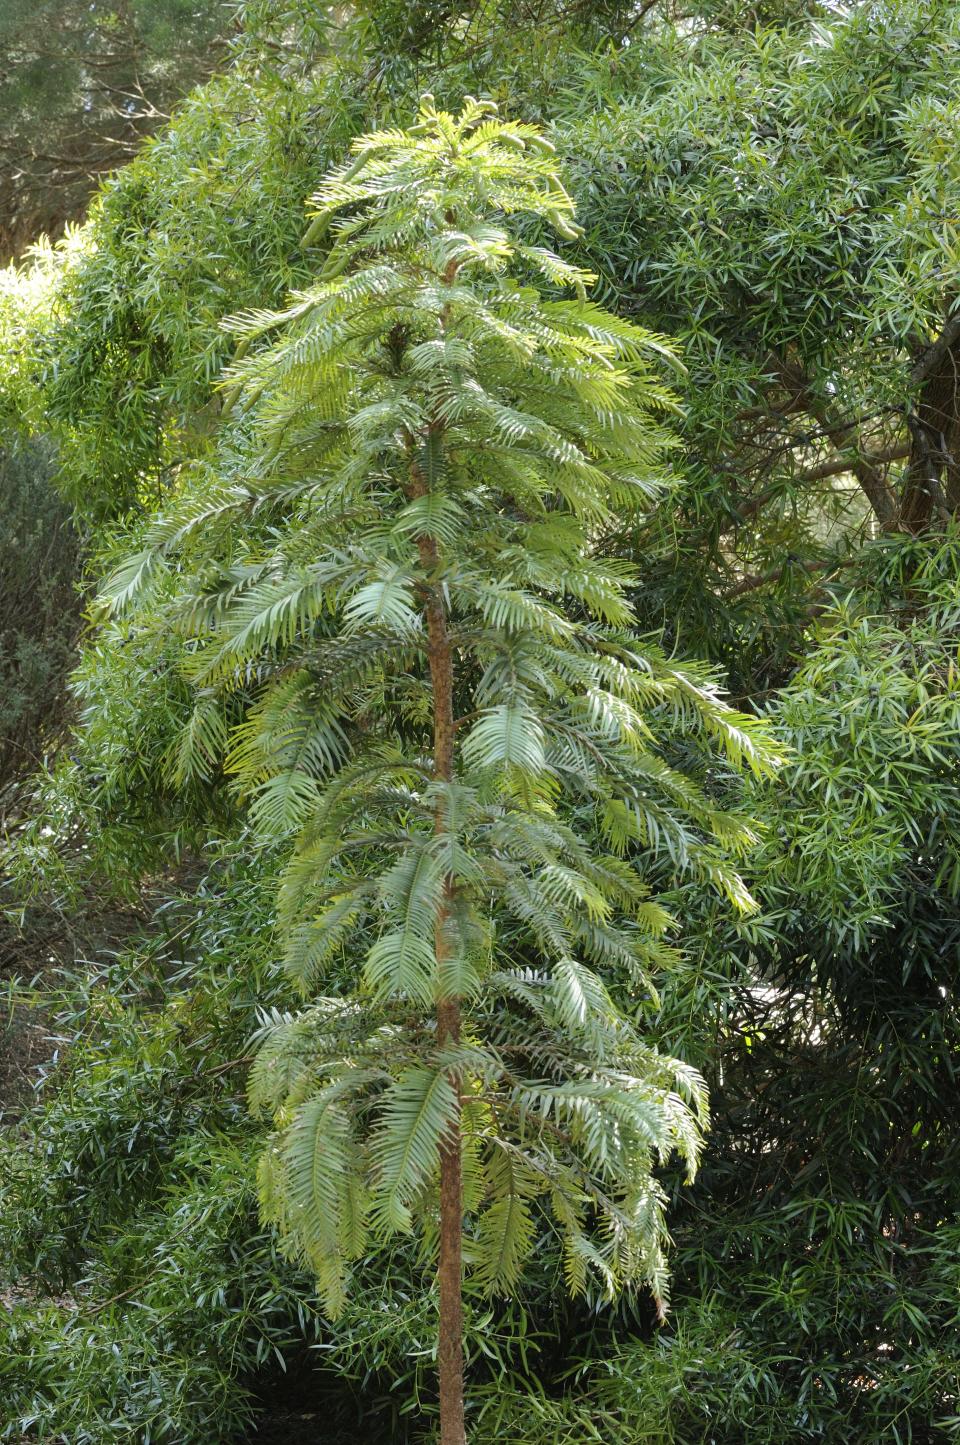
[370,1065,459,1234]
[474,1147,539,1294]
[463,703,546,775]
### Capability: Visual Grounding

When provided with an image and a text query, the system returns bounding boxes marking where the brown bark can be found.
[764,329,960,535]
[412,449,466,1445]
[426,578,465,1445]
[436,984,464,1445]
[403,241,467,1443]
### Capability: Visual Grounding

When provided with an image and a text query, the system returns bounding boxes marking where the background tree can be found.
[0,438,80,799]
[0,0,232,258]
[552,0,960,690]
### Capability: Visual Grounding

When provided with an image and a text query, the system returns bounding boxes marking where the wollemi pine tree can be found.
[103,97,782,1444]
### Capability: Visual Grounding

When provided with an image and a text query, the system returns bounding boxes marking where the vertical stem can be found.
[418,500,465,1445]
[411,239,467,1443]
[436,990,464,1445]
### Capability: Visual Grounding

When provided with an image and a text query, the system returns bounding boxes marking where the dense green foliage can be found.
[3,1,960,1442]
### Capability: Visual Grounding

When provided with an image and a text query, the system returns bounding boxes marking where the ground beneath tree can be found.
[245,1371,394,1445]
[247,1406,396,1445]
[247,1410,329,1444]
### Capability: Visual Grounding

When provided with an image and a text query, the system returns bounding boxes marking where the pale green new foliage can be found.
[103,98,781,1320]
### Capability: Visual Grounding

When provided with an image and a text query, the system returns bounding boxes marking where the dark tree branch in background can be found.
[767,354,900,528]
[726,555,855,599]
[798,442,910,485]
[901,315,960,529]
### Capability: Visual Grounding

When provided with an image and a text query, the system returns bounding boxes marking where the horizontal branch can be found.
[797,441,910,485]
[725,555,855,599]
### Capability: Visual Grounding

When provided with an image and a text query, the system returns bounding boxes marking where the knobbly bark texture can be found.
[412,448,466,1445]
[406,246,468,1445]
[436,989,464,1445]
[425,569,465,1445]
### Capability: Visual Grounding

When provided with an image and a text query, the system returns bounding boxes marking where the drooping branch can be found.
[715,406,903,532]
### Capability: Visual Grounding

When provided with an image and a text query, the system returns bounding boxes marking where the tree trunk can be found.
[419,508,466,1445]
[901,334,960,531]
[436,992,464,1445]
[410,249,467,1443]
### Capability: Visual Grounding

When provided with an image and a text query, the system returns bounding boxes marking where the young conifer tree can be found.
[104,97,780,1443]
